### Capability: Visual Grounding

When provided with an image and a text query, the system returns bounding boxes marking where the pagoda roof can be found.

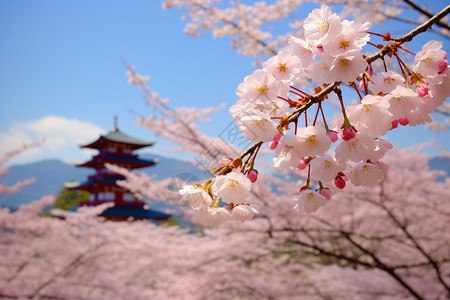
[76,154,157,169]
[81,128,155,150]
[67,177,121,190]
[100,205,171,220]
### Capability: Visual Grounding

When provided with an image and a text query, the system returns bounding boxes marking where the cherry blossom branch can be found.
[378,183,450,294]
[366,5,450,64]
[341,231,425,300]
[224,5,449,169]
[402,0,450,33]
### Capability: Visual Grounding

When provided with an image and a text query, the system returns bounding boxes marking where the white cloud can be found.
[0,115,106,166]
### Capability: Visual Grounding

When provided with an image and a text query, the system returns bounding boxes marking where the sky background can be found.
[0,0,449,167]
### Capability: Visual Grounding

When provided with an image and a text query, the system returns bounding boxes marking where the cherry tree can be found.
[1,151,447,299]
[158,0,450,61]
[1,3,449,300]
[136,4,449,226]
[0,141,42,195]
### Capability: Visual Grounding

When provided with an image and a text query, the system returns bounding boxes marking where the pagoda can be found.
[68,117,170,221]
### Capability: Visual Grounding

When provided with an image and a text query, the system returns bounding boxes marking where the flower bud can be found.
[297,158,308,170]
[319,187,332,200]
[218,158,232,166]
[340,127,356,141]
[416,81,429,97]
[246,170,258,183]
[268,141,278,150]
[358,80,365,91]
[399,117,409,126]
[390,120,399,130]
[334,176,346,189]
[438,59,448,74]
[326,130,338,143]
[273,132,283,143]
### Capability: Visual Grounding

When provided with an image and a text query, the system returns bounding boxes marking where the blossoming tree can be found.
[163,4,450,226]
[1,2,449,300]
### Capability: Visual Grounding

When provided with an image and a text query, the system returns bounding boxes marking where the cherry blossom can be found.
[293,189,328,213]
[349,161,387,186]
[346,94,392,137]
[413,40,448,77]
[309,155,342,183]
[294,126,332,158]
[211,170,252,204]
[369,71,405,94]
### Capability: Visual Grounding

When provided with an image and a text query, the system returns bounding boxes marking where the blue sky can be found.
[0,0,449,166]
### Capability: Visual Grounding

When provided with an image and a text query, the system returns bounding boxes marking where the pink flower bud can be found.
[416,81,429,97]
[399,117,409,126]
[368,64,374,76]
[326,130,338,143]
[438,59,448,74]
[358,80,365,91]
[340,127,356,141]
[390,120,398,130]
[319,188,332,200]
[246,170,258,183]
[268,141,278,150]
[297,158,308,170]
[218,158,232,166]
[273,132,283,143]
[334,176,346,189]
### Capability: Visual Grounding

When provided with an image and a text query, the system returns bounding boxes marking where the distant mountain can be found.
[0,155,208,209]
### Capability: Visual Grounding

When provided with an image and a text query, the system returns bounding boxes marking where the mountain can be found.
[0,155,208,209]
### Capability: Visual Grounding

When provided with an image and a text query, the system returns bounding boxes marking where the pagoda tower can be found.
[68,117,170,221]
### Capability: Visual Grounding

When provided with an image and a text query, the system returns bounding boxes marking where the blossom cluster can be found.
[180,170,258,227]
[180,5,449,226]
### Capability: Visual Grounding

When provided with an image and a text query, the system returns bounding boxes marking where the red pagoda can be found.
[68,118,170,221]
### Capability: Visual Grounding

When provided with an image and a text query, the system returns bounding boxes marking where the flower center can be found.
[257,85,268,94]
[339,58,350,67]
[307,135,317,145]
[339,40,350,49]
[278,63,287,73]
[362,104,372,113]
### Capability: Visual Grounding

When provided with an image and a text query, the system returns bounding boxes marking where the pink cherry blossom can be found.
[303,6,343,47]
[383,85,420,120]
[346,94,392,137]
[349,161,387,186]
[335,133,374,163]
[293,189,328,213]
[287,36,316,68]
[211,171,252,204]
[237,69,281,104]
[294,126,332,158]
[413,40,448,77]
[179,185,212,210]
[322,19,370,56]
[238,110,279,142]
[369,71,405,94]
[202,206,233,227]
[263,50,302,82]
[230,203,259,222]
[327,52,368,83]
[273,134,301,169]
[309,155,341,183]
